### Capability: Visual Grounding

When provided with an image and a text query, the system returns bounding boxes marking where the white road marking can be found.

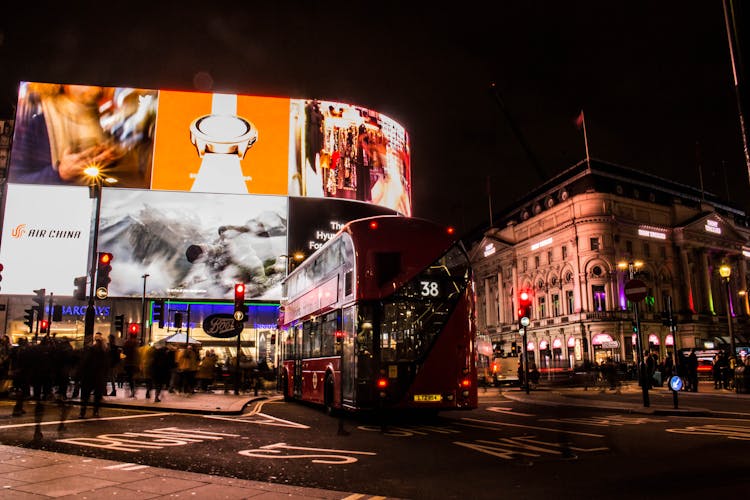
[239,442,376,464]
[454,435,608,460]
[487,406,535,417]
[204,413,310,429]
[539,415,667,427]
[0,412,172,430]
[666,424,750,441]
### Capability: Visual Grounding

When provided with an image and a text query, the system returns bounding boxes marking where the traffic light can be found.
[632,321,639,333]
[234,283,246,320]
[174,312,183,329]
[73,276,87,300]
[95,252,113,295]
[23,308,35,332]
[128,323,140,335]
[518,290,532,322]
[0,262,3,291]
[33,288,46,321]
[114,314,125,333]
[153,300,165,328]
[39,319,49,334]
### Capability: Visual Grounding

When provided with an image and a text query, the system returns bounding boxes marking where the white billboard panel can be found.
[0,184,92,295]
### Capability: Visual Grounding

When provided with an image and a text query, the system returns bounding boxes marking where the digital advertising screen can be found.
[287,196,399,257]
[96,189,288,300]
[0,184,92,295]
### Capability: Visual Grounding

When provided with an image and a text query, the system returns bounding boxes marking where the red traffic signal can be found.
[98,252,112,265]
[40,319,49,334]
[518,289,533,321]
[128,323,140,335]
[234,283,247,320]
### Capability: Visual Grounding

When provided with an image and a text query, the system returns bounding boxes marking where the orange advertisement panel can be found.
[151,90,290,195]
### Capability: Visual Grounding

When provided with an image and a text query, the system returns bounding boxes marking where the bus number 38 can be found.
[420,281,440,297]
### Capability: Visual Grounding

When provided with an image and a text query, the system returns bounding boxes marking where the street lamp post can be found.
[719,264,736,359]
[618,260,649,407]
[84,170,103,346]
[141,274,150,345]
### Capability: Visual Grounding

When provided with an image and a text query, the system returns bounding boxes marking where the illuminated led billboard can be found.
[8,81,412,215]
[97,189,288,300]
[0,184,91,295]
[2,82,411,301]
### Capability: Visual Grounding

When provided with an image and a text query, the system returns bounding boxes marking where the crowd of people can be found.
[0,332,271,418]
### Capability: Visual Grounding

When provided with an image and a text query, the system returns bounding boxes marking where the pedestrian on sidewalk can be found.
[107,333,122,396]
[197,349,217,392]
[713,351,725,389]
[79,332,108,418]
[687,349,699,392]
[122,332,140,397]
[10,337,31,416]
[151,344,173,402]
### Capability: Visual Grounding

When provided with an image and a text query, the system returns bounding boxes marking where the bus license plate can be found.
[414,394,441,402]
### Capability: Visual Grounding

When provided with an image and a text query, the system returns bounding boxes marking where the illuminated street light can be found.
[83,165,112,345]
[719,264,736,359]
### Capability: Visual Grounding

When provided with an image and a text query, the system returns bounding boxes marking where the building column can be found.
[678,246,693,313]
[701,250,713,315]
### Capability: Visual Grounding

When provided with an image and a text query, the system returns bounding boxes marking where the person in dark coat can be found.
[151,344,174,402]
[687,349,699,392]
[121,332,140,397]
[11,337,31,416]
[79,332,109,418]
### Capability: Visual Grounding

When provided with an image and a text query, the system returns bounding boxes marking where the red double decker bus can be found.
[278,215,477,414]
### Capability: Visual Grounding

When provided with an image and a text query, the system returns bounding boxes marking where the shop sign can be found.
[203,313,242,338]
[601,340,620,349]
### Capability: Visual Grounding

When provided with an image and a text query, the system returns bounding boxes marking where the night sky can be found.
[1,1,748,236]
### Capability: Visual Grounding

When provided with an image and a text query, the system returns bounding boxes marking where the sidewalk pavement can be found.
[0,443,386,499]
[83,385,273,415]
[485,379,750,417]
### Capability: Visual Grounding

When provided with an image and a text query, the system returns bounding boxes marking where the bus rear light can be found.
[462,390,470,398]
[461,378,471,388]
[445,394,454,401]
[446,226,455,235]
[377,378,388,389]
[369,221,379,230]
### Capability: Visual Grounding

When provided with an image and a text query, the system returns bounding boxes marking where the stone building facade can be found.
[469,159,750,372]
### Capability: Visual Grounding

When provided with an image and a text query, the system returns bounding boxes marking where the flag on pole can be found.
[575,110,585,129]
[575,109,591,165]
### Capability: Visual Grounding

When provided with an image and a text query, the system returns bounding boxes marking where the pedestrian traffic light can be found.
[518,289,532,322]
[39,319,49,334]
[128,323,140,335]
[234,283,246,320]
[23,307,35,332]
[32,288,46,320]
[73,276,87,301]
[174,312,183,329]
[114,314,125,333]
[632,321,639,333]
[95,252,113,295]
[153,300,165,328]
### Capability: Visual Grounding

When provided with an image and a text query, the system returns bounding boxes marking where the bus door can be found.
[341,306,357,406]
[293,324,303,398]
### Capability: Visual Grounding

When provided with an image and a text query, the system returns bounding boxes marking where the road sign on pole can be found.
[624,279,648,302]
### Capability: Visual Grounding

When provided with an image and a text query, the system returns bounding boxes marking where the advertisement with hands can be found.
[97,189,288,300]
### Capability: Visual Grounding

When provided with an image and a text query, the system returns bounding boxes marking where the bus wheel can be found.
[281,373,291,401]
[324,373,336,416]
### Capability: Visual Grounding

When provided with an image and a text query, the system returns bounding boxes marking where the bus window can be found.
[321,311,339,357]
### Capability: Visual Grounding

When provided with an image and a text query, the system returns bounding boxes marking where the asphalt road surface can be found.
[1,393,749,499]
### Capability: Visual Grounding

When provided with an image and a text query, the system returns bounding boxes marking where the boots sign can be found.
[203,313,243,338]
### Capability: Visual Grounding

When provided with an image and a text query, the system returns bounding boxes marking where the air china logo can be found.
[10,223,81,239]
[11,224,26,238]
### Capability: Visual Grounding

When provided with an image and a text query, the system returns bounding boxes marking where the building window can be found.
[562,246,567,259]
[566,290,574,314]
[547,250,553,264]
[626,240,633,254]
[538,296,546,318]
[590,237,600,251]
[522,259,528,272]
[552,294,560,316]
[660,246,667,259]
[534,255,540,269]
[592,285,606,311]
[643,242,650,258]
